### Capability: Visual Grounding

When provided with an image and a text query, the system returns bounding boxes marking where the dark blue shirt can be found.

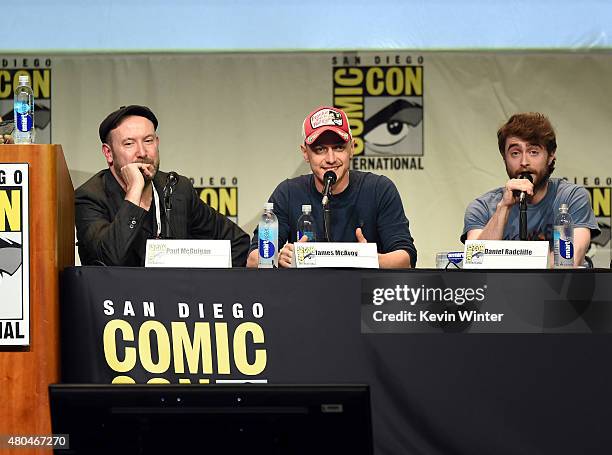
[249,170,417,266]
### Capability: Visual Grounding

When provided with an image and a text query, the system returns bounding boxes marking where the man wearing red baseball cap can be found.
[246,106,417,269]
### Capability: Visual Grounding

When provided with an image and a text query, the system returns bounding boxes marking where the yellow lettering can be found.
[334,86,362,95]
[0,71,10,98]
[103,320,136,373]
[365,67,384,96]
[111,375,136,384]
[218,188,237,217]
[386,67,404,96]
[171,321,213,374]
[233,322,266,376]
[353,137,364,155]
[215,322,231,374]
[0,190,20,232]
[33,69,50,98]
[334,97,364,118]
[592,188,611,217]
[334,67,363,86]
[349,118,364,138]
[405,66,423,96]
[200,188,219,210]
[147,377,171,384]
[139,321,171,374]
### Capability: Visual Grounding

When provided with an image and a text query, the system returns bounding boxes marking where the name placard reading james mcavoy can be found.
[0,163,29,345]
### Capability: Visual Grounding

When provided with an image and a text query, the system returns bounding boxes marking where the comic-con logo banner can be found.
[193,176,239,223]
[581,179,611,268]
[0,164,29,346]
[560,176,611,268]
[332,54,424,171]
[101,299,267,384]
[0,58,52,144]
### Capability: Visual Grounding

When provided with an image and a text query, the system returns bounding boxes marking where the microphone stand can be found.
[321,171,336,242]
[163,172,178,239]
[163,185,173,239]
[323,199,332,242]
[518,172,532,241]
[519,194,527,241]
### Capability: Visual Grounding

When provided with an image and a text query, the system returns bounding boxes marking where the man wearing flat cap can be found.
[75,105,250,266]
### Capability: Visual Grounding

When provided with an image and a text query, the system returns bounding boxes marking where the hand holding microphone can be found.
[502,172,534,207]
[517,172,533,205]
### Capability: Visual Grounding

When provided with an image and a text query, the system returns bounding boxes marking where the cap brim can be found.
[305,126,351,145]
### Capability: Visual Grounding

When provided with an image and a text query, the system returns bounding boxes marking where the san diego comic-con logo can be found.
[464,243,485,265]
[568,176,612,268]
[0,58,53,144]
[332,53,424,171]
[0,237,21,276]
[100,299,267,384]
[296,245,316,266]
[0,179,23,276]
[192,176,239,223]
[0,165,29,345]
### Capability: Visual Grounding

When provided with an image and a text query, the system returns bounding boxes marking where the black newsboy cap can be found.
[98,105,158,143]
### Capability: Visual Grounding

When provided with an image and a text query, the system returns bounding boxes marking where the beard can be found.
[114,157,160,183]
[517,169,550,190]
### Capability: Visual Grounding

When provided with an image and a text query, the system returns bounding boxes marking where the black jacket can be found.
[75,169,249,267]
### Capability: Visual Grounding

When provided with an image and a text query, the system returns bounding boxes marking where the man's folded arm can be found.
[76,192,146,266]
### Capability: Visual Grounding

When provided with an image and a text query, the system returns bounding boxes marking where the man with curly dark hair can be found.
[461,112,599,266]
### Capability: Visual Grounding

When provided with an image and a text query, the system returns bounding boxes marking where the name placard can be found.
[145,239,231,268]
[294,242,379,268]
[463,240,549,269]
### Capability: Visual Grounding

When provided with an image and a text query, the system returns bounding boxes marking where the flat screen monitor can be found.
[49,384,373,455]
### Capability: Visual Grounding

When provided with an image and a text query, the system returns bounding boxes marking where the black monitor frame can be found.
[49,383,373,455]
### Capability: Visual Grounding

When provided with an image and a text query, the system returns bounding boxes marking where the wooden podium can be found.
[0,145,74,452]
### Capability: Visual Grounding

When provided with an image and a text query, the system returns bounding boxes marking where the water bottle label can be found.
[297,230,315,241]
[559,238,574,260]
[16,113,32,132]
[259,238,276,259]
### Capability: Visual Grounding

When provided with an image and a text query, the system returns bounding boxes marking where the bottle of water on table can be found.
[296,204,316,241]
[13,75,35,144]
[553,203,574,268]
[258,202,278,268]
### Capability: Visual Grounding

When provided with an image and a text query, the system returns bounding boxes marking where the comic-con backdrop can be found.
[2,52,611,267]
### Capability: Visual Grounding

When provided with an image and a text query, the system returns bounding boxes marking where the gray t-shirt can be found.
[461,178,600,243]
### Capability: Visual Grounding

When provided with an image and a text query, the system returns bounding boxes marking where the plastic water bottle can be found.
[13,75,35,144]
[258,202,278,268]
[296,204,316,241]
[553,203,574,268]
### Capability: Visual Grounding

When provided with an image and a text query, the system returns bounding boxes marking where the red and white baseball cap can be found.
[302,106,352,145]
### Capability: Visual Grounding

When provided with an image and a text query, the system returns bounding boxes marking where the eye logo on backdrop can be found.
[332,53,424,171]
[0,238,21,276]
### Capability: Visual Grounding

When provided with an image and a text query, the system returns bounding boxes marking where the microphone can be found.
[164,171,179,199]
[321,171,337,206]
[163,171,179,239]
[166,171,179,188]
[517,172,533,241]
[518,172,533,204]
